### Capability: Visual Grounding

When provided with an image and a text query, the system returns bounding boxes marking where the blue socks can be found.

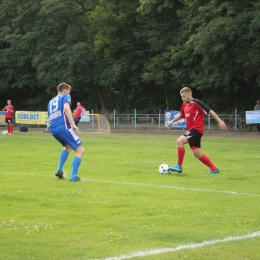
[70,157,82,180]
[57,150,82,180]
[58,150,69,172]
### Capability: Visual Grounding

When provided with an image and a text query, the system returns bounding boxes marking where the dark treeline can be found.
[0,0,259,113]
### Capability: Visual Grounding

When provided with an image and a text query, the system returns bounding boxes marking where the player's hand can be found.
[219,120,227,130]
[72,124,79,135]
[166,121,172,130]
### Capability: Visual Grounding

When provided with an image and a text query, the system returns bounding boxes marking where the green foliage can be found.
[179,0,260,111]
[0,0,260,112]
[0,131,260,259]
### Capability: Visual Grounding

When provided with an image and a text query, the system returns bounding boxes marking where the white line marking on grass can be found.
[4,172,50,177]
[2,172,260,197]
[94,231,260,260]
[84,179,260,197]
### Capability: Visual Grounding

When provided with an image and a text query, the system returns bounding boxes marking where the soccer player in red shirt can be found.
[73,102,85,126]
[2,100,14,134]
[167,87,227,174]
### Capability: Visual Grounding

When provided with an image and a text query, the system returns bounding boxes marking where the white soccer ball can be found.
[158,164,170,175]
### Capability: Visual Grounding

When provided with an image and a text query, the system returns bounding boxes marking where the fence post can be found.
[208,113,211,131]
[134,109,137,129]
[158,109,161,130]
[113,109,116,129]
[235,108,237,132]
[91,109,94,129]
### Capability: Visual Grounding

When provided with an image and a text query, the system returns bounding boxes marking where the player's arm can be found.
[166,115,182,130]
[209,110,227,130]
[64,103,79,134]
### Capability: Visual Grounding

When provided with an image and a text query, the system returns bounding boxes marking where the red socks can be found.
[177,147,185,168]
[199,154,218,171]
[177,148,218,171]
[7,125,13,133]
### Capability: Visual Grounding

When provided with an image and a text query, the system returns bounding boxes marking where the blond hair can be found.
[180,87,192,94]
[57,82,71,93]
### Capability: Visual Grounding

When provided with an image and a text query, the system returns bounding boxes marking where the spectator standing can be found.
[167,87,227,174]
[254,100,260,110]
[48,83,84,182]
[73,102,85,126]
[2,100,14,134]
[254,100,260,131]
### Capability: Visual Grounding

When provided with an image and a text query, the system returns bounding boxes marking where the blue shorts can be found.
[53,128,83,150]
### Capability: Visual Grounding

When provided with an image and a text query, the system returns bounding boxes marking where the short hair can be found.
[57,82,71,93]
[180,87,192,94]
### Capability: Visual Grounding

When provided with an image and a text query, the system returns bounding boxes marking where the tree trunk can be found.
[94,47,109,113]
[95,84,109,113]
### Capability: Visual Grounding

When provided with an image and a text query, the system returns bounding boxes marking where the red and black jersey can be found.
[3,105,14,119]
[180,98,210,134]
[74,105,85,118]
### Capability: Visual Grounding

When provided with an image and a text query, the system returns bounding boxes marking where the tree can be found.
[178,0,260,111]
[0,0,43,109]
[137,0,186,110]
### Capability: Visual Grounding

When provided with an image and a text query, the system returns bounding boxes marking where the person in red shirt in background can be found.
[167,87,227,174]
[73,102,85,126]
[2,100,14,134]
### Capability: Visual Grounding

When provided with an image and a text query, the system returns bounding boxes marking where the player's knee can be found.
[194,153,200,159]
[176,139,185,146]
[77,145,85,157]
[81,146,85,155]
[64,146,72,152]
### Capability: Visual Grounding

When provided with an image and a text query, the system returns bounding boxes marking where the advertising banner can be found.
[15,111,49,125]
[165,110,186,129]
[0,111,6,125]
[246,110,260,124]
[80,111,90,122]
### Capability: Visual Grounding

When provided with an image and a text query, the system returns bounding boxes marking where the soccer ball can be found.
[158,164,170,175]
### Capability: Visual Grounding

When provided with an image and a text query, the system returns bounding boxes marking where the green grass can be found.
[0,131,260,260]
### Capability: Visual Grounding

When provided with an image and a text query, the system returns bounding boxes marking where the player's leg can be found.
[57,146,71,175]
[61,128,84,182]
[169,134,188,172]
[5,119,10,133]
[74,117,80,126]
[192,147,219,174]
[70,145,85,181]
[52,134,71,179]
[176,135,187,167]
[10,119,13,133]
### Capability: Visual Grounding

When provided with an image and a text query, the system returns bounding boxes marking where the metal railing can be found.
[101,109,257,132]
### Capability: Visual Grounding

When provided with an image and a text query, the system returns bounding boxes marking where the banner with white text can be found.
[165,110,186,129]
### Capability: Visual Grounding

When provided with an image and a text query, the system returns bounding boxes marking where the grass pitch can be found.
[0,131,260,260]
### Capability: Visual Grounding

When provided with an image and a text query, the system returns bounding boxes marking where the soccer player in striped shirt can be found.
[167,87,227,174]
[48,82,85,182]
